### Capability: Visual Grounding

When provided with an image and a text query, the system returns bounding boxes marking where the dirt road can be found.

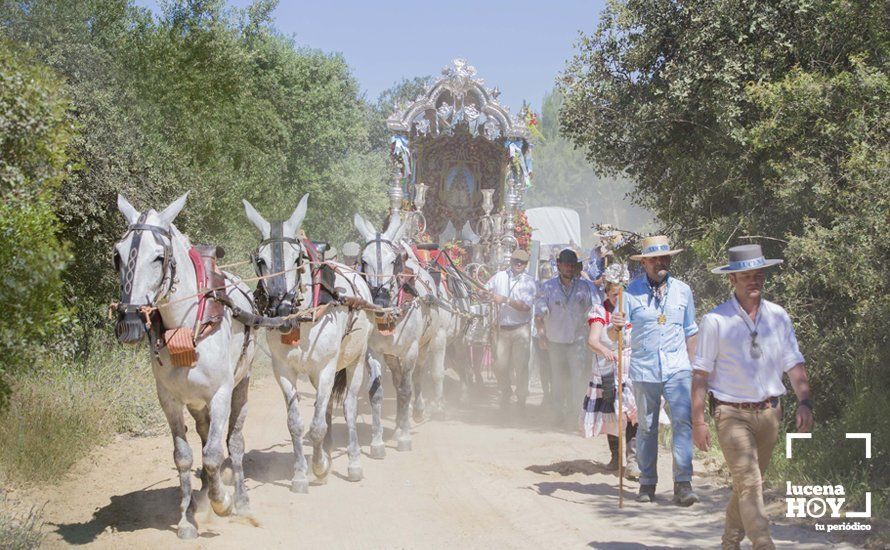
[32,371,850,549]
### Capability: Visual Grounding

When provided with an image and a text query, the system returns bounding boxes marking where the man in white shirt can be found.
[692,244,813,550]
[483,249,536,410]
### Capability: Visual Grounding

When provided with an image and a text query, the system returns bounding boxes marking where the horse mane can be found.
[169,223,192,249]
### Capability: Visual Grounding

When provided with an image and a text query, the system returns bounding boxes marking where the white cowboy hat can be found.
[629,235,684,260]
[710,244,783,274]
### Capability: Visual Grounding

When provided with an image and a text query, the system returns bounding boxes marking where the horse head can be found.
[243,194,308,318]
[113,193,188,344]
[353,212,408,308]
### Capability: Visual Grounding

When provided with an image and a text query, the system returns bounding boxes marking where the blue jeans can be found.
[633,370,693,486]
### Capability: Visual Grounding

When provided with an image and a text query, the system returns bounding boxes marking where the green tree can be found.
[366,75,433,152]
[1,0,389,341]
[526,89,651,241]
[560,0,889,511]
[0,41,71,401]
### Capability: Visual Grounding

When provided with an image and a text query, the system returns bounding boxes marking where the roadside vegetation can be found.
[560,0,889,526]
[0,0,388,490]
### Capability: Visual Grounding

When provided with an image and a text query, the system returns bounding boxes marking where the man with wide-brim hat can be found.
[483,248,537,410]
[536,248,602,425]
[692,244,812,549]
[609,235,699,505]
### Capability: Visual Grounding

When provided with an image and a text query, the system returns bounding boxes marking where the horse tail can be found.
[331,368,348,406]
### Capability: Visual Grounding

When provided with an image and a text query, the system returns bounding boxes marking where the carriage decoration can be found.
[385,58,534,271]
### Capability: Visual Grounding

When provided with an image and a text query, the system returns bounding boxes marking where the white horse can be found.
[417,252,471,418]
[354,213,449,449]
[427,251,470,418]
[113,193,256,539]
[243,195,373,491]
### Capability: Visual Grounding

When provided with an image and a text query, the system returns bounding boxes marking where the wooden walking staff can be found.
[603,262,630,508]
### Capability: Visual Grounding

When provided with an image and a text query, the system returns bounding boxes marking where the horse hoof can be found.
[348,465,363,482]
[177,523,198,540]
[314,474,329,485]
[413,411,425,423]
[312,456,332,479]
[370,443,386,460]
[397,439,412,452]
[210,490,233,517]
[291,479,309,494]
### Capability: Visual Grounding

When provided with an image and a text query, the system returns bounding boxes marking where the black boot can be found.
[637,484,656,503]
[673,481,699,506]
[624,424,640,480]
[605,435,620,471]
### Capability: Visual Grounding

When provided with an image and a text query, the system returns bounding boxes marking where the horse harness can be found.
[114,213,252,367]
[115,212,177,316]
[250,221,304,312]
[359,234,415,306]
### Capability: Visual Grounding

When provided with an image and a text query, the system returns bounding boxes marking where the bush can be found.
[0,40,71,403]
[0,340,161,483]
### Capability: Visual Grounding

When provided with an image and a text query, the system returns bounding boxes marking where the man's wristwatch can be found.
[798,398,813,410]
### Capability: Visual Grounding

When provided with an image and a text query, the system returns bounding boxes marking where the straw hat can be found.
[710,244,783,274]
[629,235,684,260]
[342,241,361,258]
[510,249,530,263]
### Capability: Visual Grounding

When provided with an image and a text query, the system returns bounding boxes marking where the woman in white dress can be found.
[581,280,641,477]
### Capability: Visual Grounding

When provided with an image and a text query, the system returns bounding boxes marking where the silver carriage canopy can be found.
[385,59,533,266]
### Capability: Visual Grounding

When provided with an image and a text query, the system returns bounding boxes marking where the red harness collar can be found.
[187,247,209,321]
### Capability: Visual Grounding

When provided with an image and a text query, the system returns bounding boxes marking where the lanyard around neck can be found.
[732,294,762,336]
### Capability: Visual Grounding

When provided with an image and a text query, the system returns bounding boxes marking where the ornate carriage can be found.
[385,58,533,272]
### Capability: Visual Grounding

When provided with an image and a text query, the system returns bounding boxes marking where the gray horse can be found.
[113,193,256,539]
[244,195,374,491]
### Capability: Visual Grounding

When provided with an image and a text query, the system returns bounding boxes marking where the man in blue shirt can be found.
[610,235,699,505]
[536,249,602,425]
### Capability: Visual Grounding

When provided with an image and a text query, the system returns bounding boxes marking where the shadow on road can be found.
[526,458,612,477]
[49,481,220,544]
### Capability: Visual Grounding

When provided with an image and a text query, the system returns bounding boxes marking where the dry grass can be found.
[0,344,162,484]
[0,496,43,549]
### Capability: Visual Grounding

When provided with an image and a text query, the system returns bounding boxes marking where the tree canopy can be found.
[525,89,652,242]
[1,0,389,342]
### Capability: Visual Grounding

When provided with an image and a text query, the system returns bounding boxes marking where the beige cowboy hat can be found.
[710,244,783,274]
[630,235,684,261]
[510,248,530,263]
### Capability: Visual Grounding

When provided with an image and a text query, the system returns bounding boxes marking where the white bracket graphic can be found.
[846,433,871,458]
[785,433,811,458]
[785,432,872,518]
[845,433,872,518]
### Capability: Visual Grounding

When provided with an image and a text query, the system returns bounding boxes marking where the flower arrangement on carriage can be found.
[513,210,533,251]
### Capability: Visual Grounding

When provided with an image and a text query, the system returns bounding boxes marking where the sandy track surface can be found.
[30,371,851,549]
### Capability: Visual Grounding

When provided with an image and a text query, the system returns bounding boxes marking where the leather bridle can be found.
[114,212,177,314]
[359,234,406,307]
[250,221,304,315]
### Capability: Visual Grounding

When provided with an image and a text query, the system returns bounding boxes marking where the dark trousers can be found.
[547,340,589,418]
[535,337,552,402]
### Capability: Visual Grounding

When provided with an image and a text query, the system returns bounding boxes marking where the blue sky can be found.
[135,0,607,112]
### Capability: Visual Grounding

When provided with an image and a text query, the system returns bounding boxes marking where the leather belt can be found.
[710,395,780,410]
[499,323,527,331]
